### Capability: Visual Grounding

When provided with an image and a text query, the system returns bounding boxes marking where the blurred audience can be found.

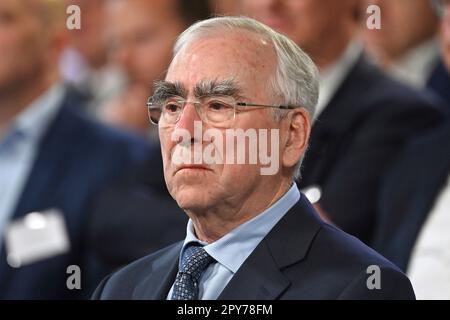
[59,0,125,115]
[362,0,441,88]
[1,0,448,300]
[0,0,150,298]
[209,0,240,15]
[101,0,211,138]
[373,0,450,299]
[85,0,213,271]
[241,0,445,244]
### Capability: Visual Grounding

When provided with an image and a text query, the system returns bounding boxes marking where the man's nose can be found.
[175,103,202,136]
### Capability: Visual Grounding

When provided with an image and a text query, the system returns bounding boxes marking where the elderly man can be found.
[93,17,414,300]
[94,18,414,299]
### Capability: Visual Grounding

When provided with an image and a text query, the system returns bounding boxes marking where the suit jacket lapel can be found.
[133,243,181,299]
[218,240,290,300]
[10,104,75,220]
[0,101,75,295]
[218,196,323,300]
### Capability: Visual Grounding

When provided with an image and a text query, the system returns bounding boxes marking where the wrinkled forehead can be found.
[166,32,278,98]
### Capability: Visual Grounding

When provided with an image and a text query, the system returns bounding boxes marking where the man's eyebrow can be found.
[193,79,243,100]
[152,81,188,101]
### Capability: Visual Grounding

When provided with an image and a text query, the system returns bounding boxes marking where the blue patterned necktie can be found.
[171,245,215,300]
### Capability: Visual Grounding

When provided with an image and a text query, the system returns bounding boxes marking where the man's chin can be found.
[173,189,212,213]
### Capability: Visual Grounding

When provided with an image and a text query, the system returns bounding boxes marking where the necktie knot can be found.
[171,245,214,300]
[179,245,214,280]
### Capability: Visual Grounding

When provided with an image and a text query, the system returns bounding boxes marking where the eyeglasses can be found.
[146,95,299,127]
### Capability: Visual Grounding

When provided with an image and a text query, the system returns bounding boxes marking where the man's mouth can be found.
[175,165,213,174]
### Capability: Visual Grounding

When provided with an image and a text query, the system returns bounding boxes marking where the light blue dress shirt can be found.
[167,184,300,300]
[0,84,65,247]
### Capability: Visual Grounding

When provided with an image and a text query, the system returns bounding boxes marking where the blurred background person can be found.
[373,0,450,299]
[362,0,441,89]
[209,0,240,15]
[86,0,213,271]
[0,0,150,298]
[60,0,126,116]
[442,0,450,71]
[430,0,450,107]
[240,0,445,245]
[100,0,211,138]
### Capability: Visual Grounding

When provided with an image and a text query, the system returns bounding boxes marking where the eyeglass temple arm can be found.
[236,102,299,110]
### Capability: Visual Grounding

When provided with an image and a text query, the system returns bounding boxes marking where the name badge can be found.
[4,209,70,268]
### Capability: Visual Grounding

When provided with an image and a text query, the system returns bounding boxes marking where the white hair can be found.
[172,16,320,179]
[173,16,319,117]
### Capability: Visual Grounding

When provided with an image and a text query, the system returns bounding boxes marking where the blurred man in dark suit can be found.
[362,0,450,109]
[241,0,445,245]
[60,0,126,116]
[373,0,450,300]
[362,0,440,88]
[101,0,211,137]
[93,17,414,300]
[0,0,150,299]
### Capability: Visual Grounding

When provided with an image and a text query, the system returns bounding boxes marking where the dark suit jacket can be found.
[0,92,151,299]
[372,121,450,271]
[427,60,450,109]
[92,194,415,300]
[300,54,445,245]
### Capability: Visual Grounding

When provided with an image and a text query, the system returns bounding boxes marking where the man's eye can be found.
[164,103,181,113]
[208,101,232,111]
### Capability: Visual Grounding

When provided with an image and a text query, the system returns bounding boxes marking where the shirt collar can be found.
[180,184,300,273]
[0,84,65,154]
[316,41,363,118]
[388,37,440,88]
[13,83,66,143]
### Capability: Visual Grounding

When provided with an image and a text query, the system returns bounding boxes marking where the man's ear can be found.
[282,108,311,168]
